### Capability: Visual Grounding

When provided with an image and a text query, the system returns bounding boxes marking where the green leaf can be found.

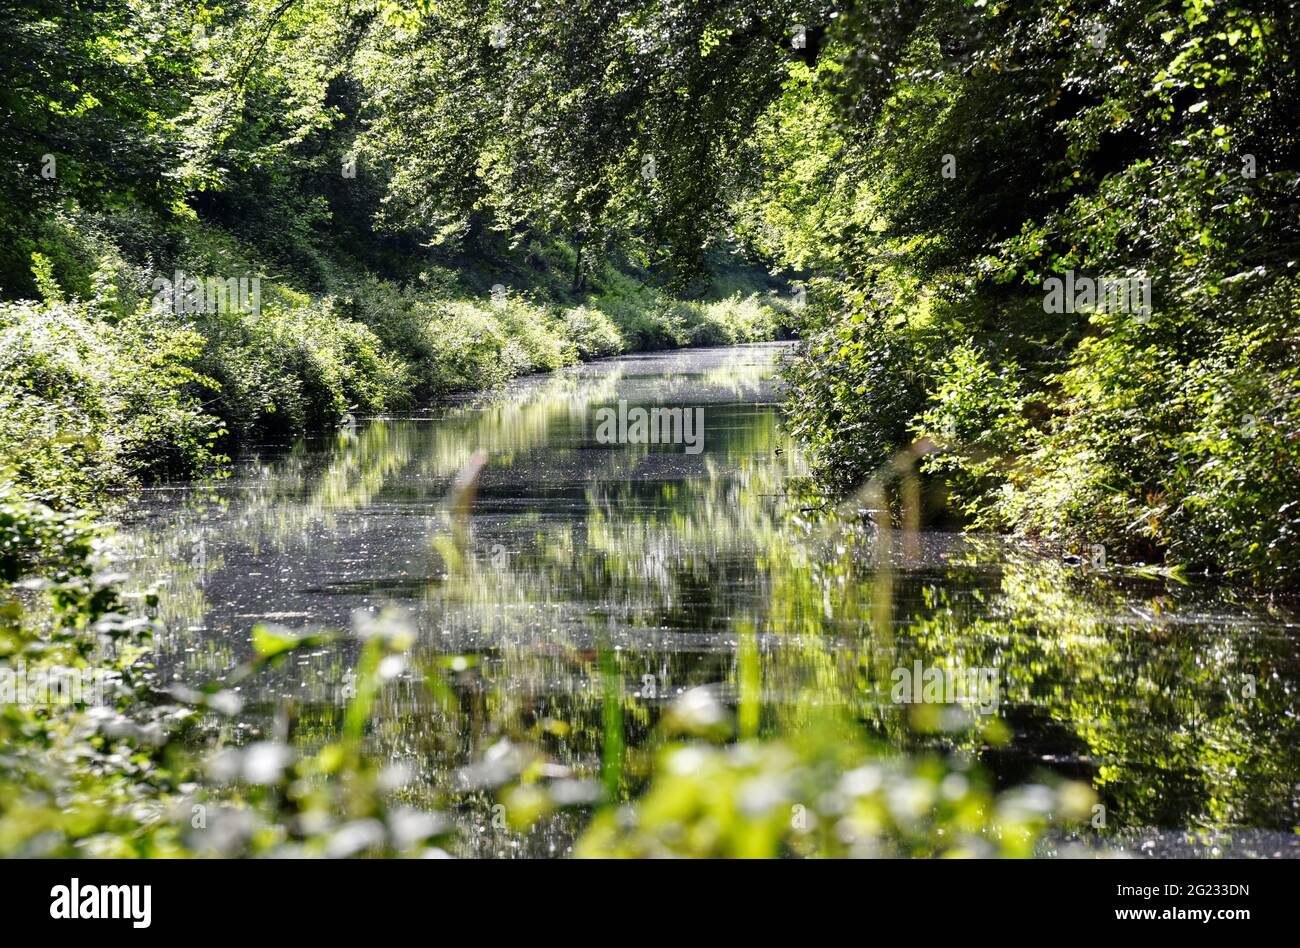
[251,624,303,659]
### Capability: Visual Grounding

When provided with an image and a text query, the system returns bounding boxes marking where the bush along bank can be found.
[740,4,1300,589]
[0,211,793,510]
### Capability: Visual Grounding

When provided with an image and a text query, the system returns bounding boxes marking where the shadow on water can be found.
[116,342,1300,857]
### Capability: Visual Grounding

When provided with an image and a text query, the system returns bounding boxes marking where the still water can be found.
[117,343,1300,857]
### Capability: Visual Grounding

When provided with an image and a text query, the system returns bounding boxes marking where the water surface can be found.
[118,343,1300,857]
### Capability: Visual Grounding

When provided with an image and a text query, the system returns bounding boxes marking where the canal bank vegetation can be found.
[749,3,1300,587]
[1,216,788,508]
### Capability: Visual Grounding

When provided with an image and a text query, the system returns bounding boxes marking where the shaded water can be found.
[117,343,1300,857]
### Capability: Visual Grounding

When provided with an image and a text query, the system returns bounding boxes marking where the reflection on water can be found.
[117,342,1300,857]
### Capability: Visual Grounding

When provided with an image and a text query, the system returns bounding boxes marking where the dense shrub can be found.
[684,293,784,346]
[783,279,931,495]
[561,305,627,360]
[589,294,686,351]
[1,223,783,509]
[187,295,410,440]
[786,268,1300,584]
[0,299,223,506]
[991,279,1300,583]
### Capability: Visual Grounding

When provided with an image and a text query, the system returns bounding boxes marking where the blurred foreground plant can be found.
[574,693,1094,858]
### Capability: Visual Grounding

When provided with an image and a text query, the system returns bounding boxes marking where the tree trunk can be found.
[571,241,584,292]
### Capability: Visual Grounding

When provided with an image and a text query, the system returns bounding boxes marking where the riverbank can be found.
[0,210,793,512]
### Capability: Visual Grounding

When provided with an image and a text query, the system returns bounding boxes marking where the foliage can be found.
[0,475,182,856]
[1,0,792,511]
[757,0,1300,584]
[0,296,224,506]
[185,293,410,441]
[357,0,828,285]
[577,734,1090,858]
[782,278,932,495]
[914,342,1033,524]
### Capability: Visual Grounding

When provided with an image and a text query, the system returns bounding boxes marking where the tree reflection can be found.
[116,344,1300,856]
